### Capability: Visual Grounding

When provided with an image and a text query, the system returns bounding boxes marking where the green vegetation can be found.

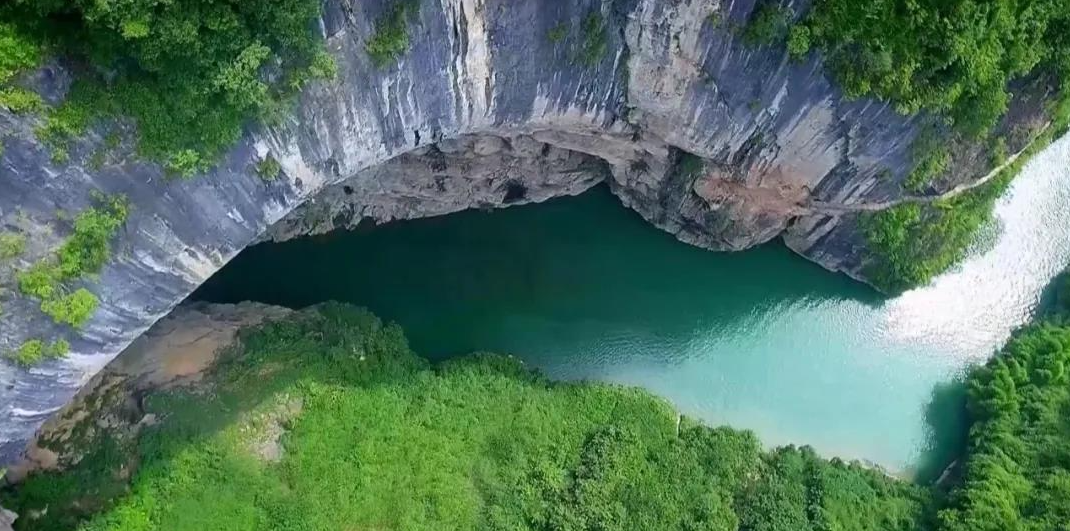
[864,90,1070,292]
[577,13,608,67]
[0,232,26,260]
[18,261,61,300]
[543,12,609,68]
[16,196,128,330]
[40,288,99,328]
[903,128,953,193]
[0,304,932,530]
[547,23,568,44]
[936,273,1070,530]
[803,0,1070,137]
[0,21,39,84]
[987,136,1009,168]
[255,157,282,181]
[863,88,1070,293]
[32,83,103,165]
[733,0,1070,290]
[2,0,330,175]
[706,11,723,29]
[0,87,43,114]
[9,282,1070,529]
[18,196,129,298]
[743,3,791,46]
[863,167,1014,294]
[786,25,811,60]
[366,0,420,68]
[4,338,69,367]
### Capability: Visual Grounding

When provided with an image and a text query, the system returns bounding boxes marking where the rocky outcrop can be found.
[265,133,606,240]
[2,302,289,483]
[0,0,1037,463]
[0,506,14,531]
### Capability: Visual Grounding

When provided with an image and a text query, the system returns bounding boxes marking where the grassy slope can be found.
[1,304,929,531]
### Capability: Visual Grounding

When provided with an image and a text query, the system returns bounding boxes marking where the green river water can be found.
[194,137,1070,475]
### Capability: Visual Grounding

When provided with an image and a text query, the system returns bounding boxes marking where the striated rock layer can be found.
[0,0,1023,462]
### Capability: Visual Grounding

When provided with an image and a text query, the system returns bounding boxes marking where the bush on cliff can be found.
[16,195,129,331]
[861,90,1070,293]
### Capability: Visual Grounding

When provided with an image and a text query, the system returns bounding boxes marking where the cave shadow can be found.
[1036,268,1070,316]
[912,377,970,486]
[192,184,883,360]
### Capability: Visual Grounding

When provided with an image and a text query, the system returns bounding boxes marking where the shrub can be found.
[366,1,420,67]
[17,196,128,327]
[0,232,26,260]
[803,0,1070,136]
[18,261,61,299]
[707,11,723,28]
[34,82,107,157]
[938,316,1070,530]
[0,21,39,84]
[862,123,1056,292]
[5,339,69,367]
[988,136,1009,168]
[0,87,43,114]
[307,50,339,82]
[57,196,130,279]
[2,305,931,530]
[255,157,282,181]
[40,288,98,328]
[164,149,204,179]
[578,13,607,66]
[743,3,791,46]
[903,128,952,193]
[786,25,811,60]
[547,23,568,44]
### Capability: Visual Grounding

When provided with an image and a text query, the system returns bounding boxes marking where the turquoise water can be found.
[194,136,1070,473]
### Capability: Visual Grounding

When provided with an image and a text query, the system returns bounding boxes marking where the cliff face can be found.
[0,0,1004,463]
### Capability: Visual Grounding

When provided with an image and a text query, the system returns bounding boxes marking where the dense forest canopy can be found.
[0,0,330,174]
[0,304,934,531]
[6,288,1070,530]
[935,277,1070,531]
[804,0,1070,136]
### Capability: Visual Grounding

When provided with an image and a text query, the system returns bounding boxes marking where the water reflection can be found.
[883,136,1070,359]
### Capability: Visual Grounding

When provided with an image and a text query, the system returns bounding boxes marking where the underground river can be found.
[193,136,1070,475]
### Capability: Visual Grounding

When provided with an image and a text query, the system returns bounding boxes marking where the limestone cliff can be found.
[0,0,1044,463]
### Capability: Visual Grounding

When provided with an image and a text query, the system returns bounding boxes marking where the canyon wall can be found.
[0,0,1005,463]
